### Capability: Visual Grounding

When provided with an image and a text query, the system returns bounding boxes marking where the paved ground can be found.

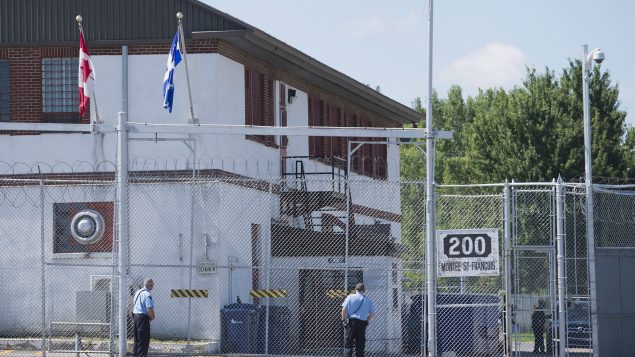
[0,352,594,357]
[0,339,593,357]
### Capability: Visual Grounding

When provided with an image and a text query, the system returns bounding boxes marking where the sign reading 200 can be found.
[443,234,492,258]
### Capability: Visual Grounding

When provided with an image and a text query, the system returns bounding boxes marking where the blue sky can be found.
[204,0,635,125]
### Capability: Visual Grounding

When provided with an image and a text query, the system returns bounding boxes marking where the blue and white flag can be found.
[163,31,182,113]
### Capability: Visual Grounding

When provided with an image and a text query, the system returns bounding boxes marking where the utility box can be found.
[75,291,111,336]
[76,291,110,323]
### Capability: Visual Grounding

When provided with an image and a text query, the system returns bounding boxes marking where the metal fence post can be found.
[116,112,129,357]
[39,171,47,356]
[503,179,512,357]
[555,178,567,357]
[186,138,197,352]
[265,182,273,355]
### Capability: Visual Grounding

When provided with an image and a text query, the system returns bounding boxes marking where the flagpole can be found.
[176,12,197,124]
[76,15,101,124]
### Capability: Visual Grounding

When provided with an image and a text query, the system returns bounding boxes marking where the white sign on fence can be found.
[197,260,217,274]
[437,229,500,277]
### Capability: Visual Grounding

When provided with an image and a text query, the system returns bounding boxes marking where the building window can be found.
[42,58,81,123]
[245,68,275,145]
[0,60,9,122]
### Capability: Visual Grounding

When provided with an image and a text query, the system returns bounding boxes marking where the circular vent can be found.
[70,209,105,245]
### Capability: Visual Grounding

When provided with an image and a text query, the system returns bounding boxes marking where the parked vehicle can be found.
[402,293,502,355]
[551,298,592,350]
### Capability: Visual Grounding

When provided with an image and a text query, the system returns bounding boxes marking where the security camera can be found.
[592,50,605,64]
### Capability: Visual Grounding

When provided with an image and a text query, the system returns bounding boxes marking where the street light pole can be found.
[425,1,437,357]
[582,44,601,357]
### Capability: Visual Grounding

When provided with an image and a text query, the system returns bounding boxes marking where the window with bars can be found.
[42,58,81,122]
[0,60,8,122]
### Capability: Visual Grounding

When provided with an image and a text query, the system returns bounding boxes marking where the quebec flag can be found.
[163,31,182,113]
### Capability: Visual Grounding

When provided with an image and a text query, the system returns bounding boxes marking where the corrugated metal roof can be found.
[0,0,247,45]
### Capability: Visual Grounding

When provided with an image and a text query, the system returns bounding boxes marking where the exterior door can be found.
[299,269,362,354]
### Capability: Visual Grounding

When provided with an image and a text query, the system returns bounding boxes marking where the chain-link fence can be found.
[1,165,628,356]
[0,177,119,356]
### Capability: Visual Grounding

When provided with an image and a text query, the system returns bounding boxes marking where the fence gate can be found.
[511,248,556,356]
[510,186,557,357]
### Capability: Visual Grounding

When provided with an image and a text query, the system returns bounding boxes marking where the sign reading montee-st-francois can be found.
[437,229,500,278]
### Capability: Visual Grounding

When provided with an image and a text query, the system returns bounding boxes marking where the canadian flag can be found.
[78,29,95,116]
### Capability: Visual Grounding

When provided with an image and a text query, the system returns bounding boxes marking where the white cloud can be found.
[345,10,423,39]
[346,15,389,39]
[438,42,527,94]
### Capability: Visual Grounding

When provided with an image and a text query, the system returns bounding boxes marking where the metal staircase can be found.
[280,156,350,231]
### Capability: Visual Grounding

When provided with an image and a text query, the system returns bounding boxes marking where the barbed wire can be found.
[0,155,395,180]
[568,175,635,185]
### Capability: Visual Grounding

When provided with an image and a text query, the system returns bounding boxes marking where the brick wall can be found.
[8,48,42,123]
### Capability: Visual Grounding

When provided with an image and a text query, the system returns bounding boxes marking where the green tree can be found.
[425,61,629,183]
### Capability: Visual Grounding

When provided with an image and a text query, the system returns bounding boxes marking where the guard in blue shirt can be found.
[341,283,375,357]
[132,278,155,357]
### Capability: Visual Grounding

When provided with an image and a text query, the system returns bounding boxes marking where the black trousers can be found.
[345,318,368,357]
[133,314,151,357]
[533,328,545,353]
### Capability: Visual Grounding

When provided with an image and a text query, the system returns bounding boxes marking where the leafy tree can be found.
[403,61,628,183]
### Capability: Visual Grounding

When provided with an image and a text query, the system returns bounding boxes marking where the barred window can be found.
[42,58,80,122]
[0,60,8,122]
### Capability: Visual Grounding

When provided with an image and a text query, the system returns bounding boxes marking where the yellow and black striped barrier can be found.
[170,289,209,298]
[326,289,355,299]
[250,289,287,298]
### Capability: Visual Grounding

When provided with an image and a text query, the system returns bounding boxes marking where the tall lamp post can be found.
[582,44,603,357]
[425,1,437,356]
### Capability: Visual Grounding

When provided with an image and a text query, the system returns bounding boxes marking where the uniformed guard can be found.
[341,283,375,357]
[133,278,155,357]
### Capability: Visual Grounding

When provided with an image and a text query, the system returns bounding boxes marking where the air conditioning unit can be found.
[91,275,113,292]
